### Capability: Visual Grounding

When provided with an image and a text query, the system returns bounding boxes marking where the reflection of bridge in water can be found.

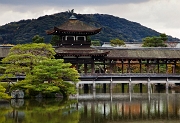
[76,93,180,122]
[77,73,180,94]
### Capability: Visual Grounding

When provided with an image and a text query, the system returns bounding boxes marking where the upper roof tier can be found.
[46,15,102,35]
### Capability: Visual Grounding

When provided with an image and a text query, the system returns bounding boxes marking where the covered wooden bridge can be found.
[55,46,180,74]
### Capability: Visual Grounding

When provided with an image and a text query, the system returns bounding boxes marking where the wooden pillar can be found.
[172,64,174,73]
[122,60,124,74]
[139,60,142,73]
[157,59,160,73]
[91,61,95,74]
[110,60,113,73]
[166,60,168,73]
[147,59,149,73]
[103,60,106,73]
[127,60,131,73]
[174,60,177,73]
[84,63,87,74]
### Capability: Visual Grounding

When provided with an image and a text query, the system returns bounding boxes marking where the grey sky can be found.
[0,0,180,39]
[0,0,149,6]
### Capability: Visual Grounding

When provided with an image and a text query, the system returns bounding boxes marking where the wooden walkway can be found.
[78,73,180,84]
[76,73,180,94]
[2,73,180,84]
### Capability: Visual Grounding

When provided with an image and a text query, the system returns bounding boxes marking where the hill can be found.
[0,12,179,44]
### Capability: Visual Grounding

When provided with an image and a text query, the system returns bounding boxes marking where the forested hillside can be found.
[0,12,179,44]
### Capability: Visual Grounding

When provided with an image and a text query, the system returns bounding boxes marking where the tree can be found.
[32,35,44,43]
[142,34,167,47]
[17,59,79,98]
[160,33,168,41]
[1,43,55,77]
[91,40,101,46]
[1,43,79,98]
[0,84,11,99]
[110,38,125,47]
[50,35,60,46]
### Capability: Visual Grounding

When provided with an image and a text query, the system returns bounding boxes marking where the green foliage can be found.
[142,34,168,47]
[91,40,101,46]
[160,33,168,41]
[50,35,60,46]
[18,59,79,97]
[32,35,44,43]
[0,64,6,74]
[0,84,11,99]
[110,38,125,47]
[31,59,79,83]
[2,43,55,76]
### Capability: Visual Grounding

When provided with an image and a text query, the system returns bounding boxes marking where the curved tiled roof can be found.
[46,15,101,35]
[57,19,101,32]
[55,47,109,56]
[103,48,180,59]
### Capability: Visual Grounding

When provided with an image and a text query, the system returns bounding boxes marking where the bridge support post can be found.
[110,78,113,101]
[148,78,151,94]
[76,83,79,99]
[129,78,131,93]
[93,80,96,91]
[166,78,169,94]
[110,78,113,91]
[93,90,96,99]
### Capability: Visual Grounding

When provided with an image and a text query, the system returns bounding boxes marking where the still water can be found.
[1,85,180,123]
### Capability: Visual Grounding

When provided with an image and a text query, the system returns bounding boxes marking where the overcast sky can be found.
[0,0,180,39]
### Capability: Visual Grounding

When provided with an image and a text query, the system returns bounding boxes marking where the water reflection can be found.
[77,93,180,123]
[0,93,180,123]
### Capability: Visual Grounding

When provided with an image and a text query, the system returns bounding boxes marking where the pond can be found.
[1,85,180,123]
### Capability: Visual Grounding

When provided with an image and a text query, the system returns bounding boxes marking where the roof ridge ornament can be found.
[68,9,77,20]
[69,14,77,20]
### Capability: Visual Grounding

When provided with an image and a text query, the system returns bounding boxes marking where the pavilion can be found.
[46,15,180,74]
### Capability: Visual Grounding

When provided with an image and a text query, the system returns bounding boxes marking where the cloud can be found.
[0,0,149,6]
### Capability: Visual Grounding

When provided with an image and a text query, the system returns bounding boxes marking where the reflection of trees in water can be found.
[1,99,80,123]
[11,99,24,108]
